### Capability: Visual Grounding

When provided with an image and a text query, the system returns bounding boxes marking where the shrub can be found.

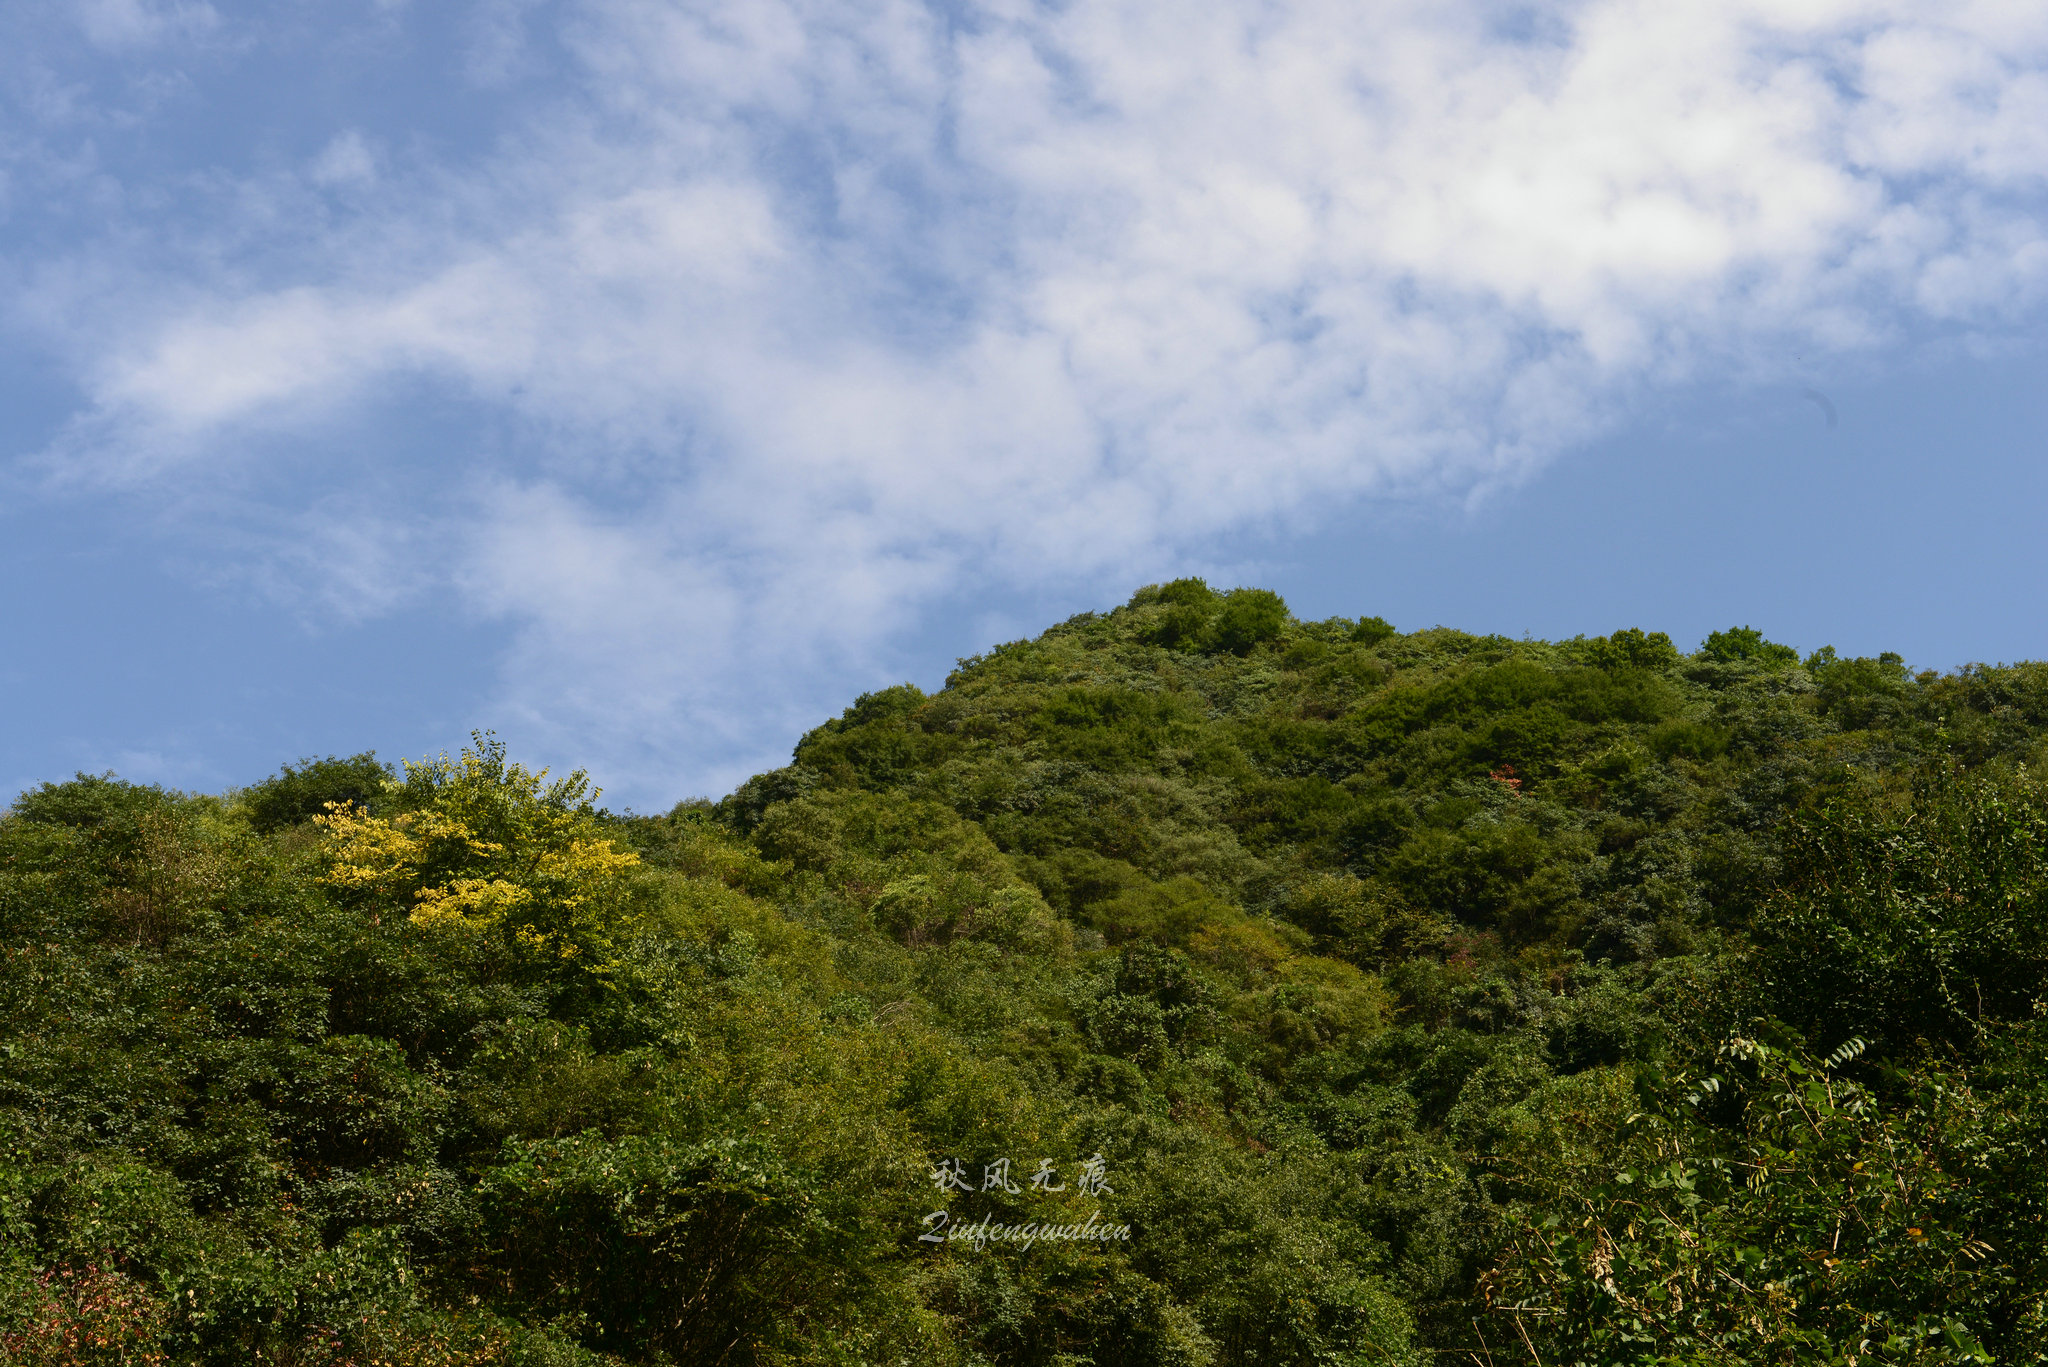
[1207,589,1290,655]
[1698,625,1799,667]
[244,753,393,832]
[1351,615,1396,646]
[1585,627,1681,671]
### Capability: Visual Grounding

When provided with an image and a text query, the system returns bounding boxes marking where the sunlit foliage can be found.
[5,590,2048,1365]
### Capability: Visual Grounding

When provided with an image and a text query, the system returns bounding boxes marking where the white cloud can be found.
[19,0,2048,798]
[74,0,218,50]
[310,131,377,188]
[463,0,552,86]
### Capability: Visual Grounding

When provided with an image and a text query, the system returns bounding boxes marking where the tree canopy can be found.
[5,587,2047,1364]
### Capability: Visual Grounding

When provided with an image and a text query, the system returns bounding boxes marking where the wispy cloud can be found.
[74,0,219,52]
[10,0,2048,799]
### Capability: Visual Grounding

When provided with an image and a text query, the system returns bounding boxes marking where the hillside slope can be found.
[5,581,2047,1365]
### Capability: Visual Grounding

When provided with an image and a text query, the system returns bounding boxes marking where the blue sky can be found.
[3,0,2046,809]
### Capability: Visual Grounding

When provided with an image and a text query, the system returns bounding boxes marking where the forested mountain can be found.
[6,580,2048,1365]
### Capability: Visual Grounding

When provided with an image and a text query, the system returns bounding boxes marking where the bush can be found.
[1757,769,2048,1057]
[1585,627,1680,671]
[1207,589,1290,655]
[1133,577,1217,609]
[1697,625,1799,667]
[1351,615,1396,646]
[1492,1032,2046,1365]
[1812,651,1916,730]
[476,1135,889,1363]
[243,753,393,832]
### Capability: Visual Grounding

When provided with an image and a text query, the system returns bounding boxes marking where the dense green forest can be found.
[6,579,2048,1365]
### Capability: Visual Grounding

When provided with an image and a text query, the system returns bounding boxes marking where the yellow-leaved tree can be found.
[316,733,638,964]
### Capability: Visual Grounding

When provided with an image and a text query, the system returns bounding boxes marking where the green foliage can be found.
[1492,1030,2047,1364]
[1699,624,1801,667]
[1207,589,1290,655]
[1135,578,1221,651]
[1134,577,1218,609]
[1814,650,1917,730]
[1351,616,1397,646]
[1130,582,1288,656]
[5,586,2047,1364]
[242,752,394,832]
[476,1134,904,1363]
[12,771,177,835]
[1584,627,1681,671]
[1757,769,2048,1057]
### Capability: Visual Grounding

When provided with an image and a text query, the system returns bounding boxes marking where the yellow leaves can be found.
[533,838,640,907]
[404,807,508,862]
[312,737,639,958]
[413,877,534,930]
[513,924,578,959]
[315,801,425,902]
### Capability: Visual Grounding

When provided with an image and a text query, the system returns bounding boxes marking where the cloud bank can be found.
[12,0,2048,799]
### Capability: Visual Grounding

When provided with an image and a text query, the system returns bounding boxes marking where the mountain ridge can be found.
[3,580,2045,1364]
